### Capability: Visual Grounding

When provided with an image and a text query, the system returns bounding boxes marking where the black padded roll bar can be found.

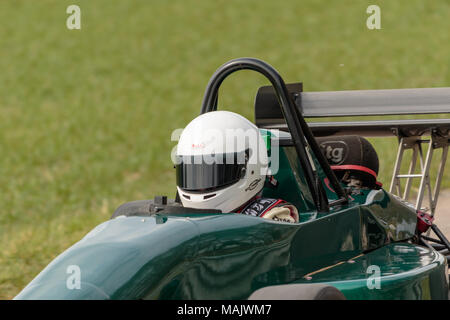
[200,58,348,211]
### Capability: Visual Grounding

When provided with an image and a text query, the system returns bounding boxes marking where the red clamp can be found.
[417,210,434,234]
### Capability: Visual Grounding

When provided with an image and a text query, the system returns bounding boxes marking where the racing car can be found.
[15,58,450,300]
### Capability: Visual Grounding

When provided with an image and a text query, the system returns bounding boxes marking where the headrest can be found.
[316,135,380,188]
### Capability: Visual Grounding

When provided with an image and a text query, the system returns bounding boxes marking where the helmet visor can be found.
[176,151,248,192]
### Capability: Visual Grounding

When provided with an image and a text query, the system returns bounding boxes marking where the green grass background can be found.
[0,0,449,299]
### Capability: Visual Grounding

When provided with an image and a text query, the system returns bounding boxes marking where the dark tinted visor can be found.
[176,151,248,191]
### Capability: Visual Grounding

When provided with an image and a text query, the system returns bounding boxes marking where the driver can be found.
[174,111,299,223]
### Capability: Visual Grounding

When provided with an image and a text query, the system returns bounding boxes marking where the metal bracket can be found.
[389,130,449,216]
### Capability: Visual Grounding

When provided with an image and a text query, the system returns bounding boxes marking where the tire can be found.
[248,283,346,300]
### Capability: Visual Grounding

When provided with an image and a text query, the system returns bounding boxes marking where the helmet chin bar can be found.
[200,57,348,212]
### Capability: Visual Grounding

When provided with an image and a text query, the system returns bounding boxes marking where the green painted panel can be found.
[15,190,431,300]
[293,243,449,300]
[261,146,316,214]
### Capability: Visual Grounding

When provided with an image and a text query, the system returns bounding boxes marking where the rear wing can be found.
[255,84,450,137]
[255,84,450,216]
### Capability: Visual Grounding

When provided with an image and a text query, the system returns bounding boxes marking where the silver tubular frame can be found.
[389,132,450,216]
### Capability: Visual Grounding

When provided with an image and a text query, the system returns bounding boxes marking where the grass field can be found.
[0,0,449,299]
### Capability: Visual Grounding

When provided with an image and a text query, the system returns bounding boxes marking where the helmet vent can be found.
[203,194,216,200]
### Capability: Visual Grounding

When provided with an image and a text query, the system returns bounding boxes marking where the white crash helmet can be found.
[175,111,269,213]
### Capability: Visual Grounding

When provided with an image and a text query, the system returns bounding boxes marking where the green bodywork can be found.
[15,145,449,300]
